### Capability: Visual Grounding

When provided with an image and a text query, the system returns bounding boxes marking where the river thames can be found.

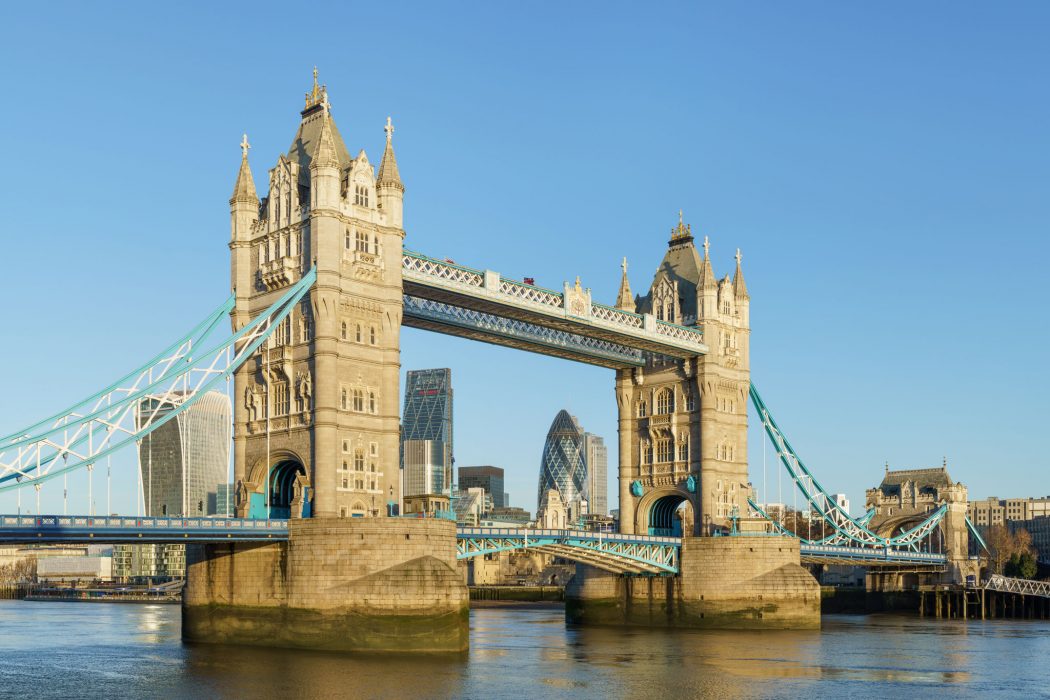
[1,601,1047,699]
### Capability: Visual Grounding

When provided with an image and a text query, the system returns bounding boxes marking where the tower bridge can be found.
[0,72,983,651]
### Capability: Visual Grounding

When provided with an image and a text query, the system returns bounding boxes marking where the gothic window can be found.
[353,389,365,412]
[369,442,378,457]
[295,231,303,255]
[643,441,653,464]
[341,321,347,340]
[299,304,312,342]
[354,185,370,207]
[341,389,347,410]
[356,324,363,343]
[679,439,689,462]
[273,382,290,417]
[345,230,351,250]
[369,325,377,345]
[656,304,664,321]
[339,506,348,518]
[656,438,673,463]
[356,230,369,252]
[656,388,674,415]
[354,449,365,471]
[638,401,647,418]
[722,299,731,315]
[342,440,349,453]
[686,390,696,412]
[368,391,376,414]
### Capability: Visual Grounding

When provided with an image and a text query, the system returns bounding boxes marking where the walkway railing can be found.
[983,574,1050,599]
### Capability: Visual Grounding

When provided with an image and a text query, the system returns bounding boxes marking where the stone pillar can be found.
[616,370,636,534]
[183,518,469,652]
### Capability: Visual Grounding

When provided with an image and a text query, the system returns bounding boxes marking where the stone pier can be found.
[183,518,469,652]
[566,537,820,629]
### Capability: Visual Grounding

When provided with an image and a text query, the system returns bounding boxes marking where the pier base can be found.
[182,519,469,652]
[566,537,820,629]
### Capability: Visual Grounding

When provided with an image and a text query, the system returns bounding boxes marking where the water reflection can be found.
[1,601,1048,699]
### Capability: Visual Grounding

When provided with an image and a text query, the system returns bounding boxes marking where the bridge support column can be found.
[182,518,468,652]
[566,537,819,629]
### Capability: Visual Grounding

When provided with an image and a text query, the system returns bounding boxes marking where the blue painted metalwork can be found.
[0,514,288,543]
[0,269,317,491]
[966,516,989,552]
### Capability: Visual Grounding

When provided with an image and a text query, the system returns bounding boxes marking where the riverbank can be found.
[469,585,563,602]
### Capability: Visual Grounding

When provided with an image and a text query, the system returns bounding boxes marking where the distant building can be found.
[583,433,607,515]
[459,466,505,509]
[112,544,185,581]
[403,493,451,519]
[865,465,967,538]
[453,487,489,525]
[969,496,1050,528]
[136,390,231,517]
[831,493,850,516]
[485,506,532,526]
[537,410,588,515]
[215,483,234,517]
[401,369,453,496]
[37,555,113,583]
[537,488,567,529]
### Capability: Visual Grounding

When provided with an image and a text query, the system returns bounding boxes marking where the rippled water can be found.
[1,600,1048,699]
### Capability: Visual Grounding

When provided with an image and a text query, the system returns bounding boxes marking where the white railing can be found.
[984,574,1050,598]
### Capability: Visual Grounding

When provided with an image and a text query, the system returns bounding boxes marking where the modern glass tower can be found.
[583,433,608,516]
[459,466,505,509]
[537,410,588,513]
[135,390,231,517]
[401,368,453,495]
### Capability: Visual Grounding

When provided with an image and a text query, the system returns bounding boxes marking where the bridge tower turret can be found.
[616,215,751,535]
[229,71,405,520]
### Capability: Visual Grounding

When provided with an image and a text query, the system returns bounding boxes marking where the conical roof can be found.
[230,135,257,204]
[615,258,634,311]
[311,103,340,170]
[733,249,749,299]
[377,117,403,189]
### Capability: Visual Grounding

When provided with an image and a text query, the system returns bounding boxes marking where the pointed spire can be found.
[733,248,749,299]
[311,104,339,170]
[615,257,633,310]
[230,133,257,204]
[698,235,716,290]
[377,116,403,190]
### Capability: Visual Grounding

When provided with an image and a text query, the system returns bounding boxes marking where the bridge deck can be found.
[0,515,288,543]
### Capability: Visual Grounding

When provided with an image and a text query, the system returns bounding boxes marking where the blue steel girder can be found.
[403,295,647,369]
[402,251,707,359]
[456,528,679,575]
[0,514,289,543]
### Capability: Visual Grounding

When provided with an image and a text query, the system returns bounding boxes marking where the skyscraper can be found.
[459,466,505,509]
[401,368,453,495]
[136,391,231,516]
[583,433,608,516]
[537,410,588,515]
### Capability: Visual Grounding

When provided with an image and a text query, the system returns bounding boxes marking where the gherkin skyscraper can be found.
[537,410,588,511]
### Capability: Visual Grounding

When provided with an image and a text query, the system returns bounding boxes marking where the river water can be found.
[1,601,1047,699]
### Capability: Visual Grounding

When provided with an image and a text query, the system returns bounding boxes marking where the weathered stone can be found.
[183,519,469,652]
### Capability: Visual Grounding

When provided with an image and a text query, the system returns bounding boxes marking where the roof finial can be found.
[679,209,683,227]
[240,133,250,159]
[321,88,330,117]
[621,257,628,276]
[735,248,742,266]
[703,235,710,258]
[385,116,394,143]
[305,66,325,108]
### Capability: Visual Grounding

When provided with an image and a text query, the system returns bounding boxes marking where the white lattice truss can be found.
[402,250,707,356]
[983,574,1050,599]
[456,528,679,575]
[0,269,316,493]
[403,295,646,367]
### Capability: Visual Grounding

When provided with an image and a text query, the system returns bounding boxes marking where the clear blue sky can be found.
[0,2,1047,517]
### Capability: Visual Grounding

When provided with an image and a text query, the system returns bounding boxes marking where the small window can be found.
[368,391,376,414]
[656,388,674,415]
[345,230,351,250]
[356,230,369,252]
[341,321,347,340]
[341,389,347,410]
[354,450,365,471]
[355,324,362,343]
[339,506,348,518]
[353,389,365,412]
[369,326,377,345]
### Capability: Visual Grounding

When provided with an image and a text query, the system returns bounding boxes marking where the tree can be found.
[1018,553,1038,580]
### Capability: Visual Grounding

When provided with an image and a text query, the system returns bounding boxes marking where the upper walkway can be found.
[402,250,708,368]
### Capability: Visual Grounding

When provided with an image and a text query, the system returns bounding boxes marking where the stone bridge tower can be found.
[229,73,405,519]
[615,215,751,535]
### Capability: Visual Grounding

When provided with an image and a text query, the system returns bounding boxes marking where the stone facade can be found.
[566,537,819,629]
[183,518,468,652]
[229,73,405,519]
[616,217,751,535]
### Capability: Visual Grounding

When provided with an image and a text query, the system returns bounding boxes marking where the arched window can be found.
[345,230,351,250]
[353,389,365,412]
[656,388,674,415]
[679,440,689,462]
[656,438,673,463]
[340,389,347,410]
[369,326,377,345]
[355,324,362,343]
[368,391,376,414]
[341,321,347,340]
[354,449,365,471]
[356,230,369,252]
[638,401,647,418]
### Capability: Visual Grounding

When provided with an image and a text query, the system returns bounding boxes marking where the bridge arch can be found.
[872,512,944,553]
[635,487,695,537]
[244,450,309,519]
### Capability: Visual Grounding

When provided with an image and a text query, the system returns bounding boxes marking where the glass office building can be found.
[583,433,608,516]
[459,466,505,509]
[135,390,231,516]
[401,368,453,495]
[537,410,588,512]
